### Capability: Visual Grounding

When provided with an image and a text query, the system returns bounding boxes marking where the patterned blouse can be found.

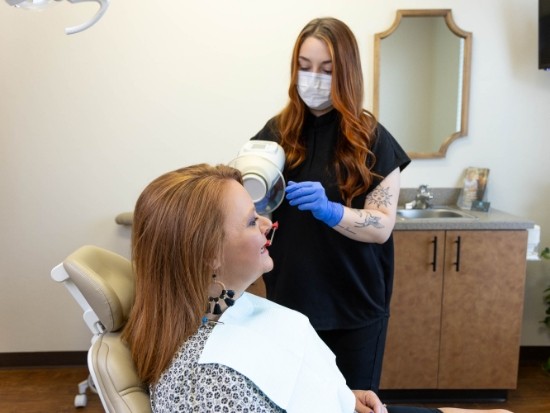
[150,324,285,412]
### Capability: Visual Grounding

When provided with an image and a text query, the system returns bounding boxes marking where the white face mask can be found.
[296,71,333,111]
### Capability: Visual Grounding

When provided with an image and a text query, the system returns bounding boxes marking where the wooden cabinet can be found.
[380,230,528,390]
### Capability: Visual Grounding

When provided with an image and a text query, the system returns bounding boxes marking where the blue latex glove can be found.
[285,181,344,227]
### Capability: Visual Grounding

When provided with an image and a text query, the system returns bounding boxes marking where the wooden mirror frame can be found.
[373,9,472,159]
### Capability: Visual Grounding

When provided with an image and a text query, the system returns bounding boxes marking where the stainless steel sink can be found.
[397,208,477,220]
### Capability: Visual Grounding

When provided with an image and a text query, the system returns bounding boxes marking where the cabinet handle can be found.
[430,236,438,272]
[453,236,462,272]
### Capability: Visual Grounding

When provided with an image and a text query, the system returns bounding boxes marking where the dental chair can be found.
[51,245,152,413]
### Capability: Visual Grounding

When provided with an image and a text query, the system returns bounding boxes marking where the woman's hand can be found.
[285,167,401,243]
[352,389,387,413]
[285,181,344,227]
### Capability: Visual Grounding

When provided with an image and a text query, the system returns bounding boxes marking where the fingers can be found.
[285,181,319,196]
[352,390,375,413]
[362,390,385,413]
[285,181,341,226]
[288,195,320,209]
[353,404,373,413]
[286,182,324,208]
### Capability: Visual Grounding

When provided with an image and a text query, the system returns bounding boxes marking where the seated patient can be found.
[122,163,511,413]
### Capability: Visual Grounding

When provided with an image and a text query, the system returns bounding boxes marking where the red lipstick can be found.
[265,221,279,247]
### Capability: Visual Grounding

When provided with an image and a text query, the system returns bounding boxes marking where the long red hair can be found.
[277,17,379,206]
[122,164,242,385]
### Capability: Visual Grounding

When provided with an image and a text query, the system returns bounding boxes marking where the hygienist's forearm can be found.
[333,206,396,243]
[332,167,400,243]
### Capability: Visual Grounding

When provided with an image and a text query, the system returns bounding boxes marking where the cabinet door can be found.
[438,230,528,389]
[380,230,445,389]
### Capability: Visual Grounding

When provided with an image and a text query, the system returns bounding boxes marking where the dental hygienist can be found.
[251,17,410,392]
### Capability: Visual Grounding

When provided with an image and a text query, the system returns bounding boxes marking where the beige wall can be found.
[1,0,549,352]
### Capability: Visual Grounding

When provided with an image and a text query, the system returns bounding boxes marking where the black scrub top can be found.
[252,109,410,330]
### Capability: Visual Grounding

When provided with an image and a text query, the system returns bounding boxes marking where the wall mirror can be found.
[373,10,472,159]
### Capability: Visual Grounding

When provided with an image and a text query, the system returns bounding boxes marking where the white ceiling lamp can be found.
[5,0,109,35]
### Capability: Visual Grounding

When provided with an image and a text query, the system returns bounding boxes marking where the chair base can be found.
[74,375,98,408]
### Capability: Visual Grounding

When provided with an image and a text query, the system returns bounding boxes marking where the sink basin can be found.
[397,208,477,220]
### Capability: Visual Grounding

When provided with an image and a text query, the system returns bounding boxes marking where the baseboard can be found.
[1,346,547,369]
[0,351,87,368]
[519,345,550,361]
[377,389,508,404]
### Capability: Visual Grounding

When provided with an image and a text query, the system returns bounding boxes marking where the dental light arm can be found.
[5,0,109,35]
[6,0,48,8]
[65,0,109,35]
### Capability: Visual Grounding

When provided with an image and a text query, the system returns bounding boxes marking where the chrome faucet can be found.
[403,185,434,209]
[412,184,433,209]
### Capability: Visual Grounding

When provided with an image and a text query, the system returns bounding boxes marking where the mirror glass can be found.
[373,10,472,159]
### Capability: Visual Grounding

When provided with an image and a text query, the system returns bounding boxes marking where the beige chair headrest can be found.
[63,245,134,332]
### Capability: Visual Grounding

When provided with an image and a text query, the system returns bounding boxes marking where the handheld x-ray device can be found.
[228,141,285,215]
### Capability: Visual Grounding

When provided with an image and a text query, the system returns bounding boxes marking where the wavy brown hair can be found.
[276,17,379,206]
[122,164,242,385]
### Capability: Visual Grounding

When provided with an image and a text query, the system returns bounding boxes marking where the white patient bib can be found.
[198,293,355,413]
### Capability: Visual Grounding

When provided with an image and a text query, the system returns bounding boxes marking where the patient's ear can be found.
[209,245,224,272]
[210,257,221,272]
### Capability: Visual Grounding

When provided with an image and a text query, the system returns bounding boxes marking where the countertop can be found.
[395,187,534,231]
[116,188,535,231]
[394,207,535,231]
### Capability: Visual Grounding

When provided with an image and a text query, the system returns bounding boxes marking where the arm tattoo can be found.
[337,209,384,234]
[353,210,384,229]
[366,185,393,208]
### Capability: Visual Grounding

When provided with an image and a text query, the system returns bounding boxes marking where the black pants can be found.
[317,317,389,392]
